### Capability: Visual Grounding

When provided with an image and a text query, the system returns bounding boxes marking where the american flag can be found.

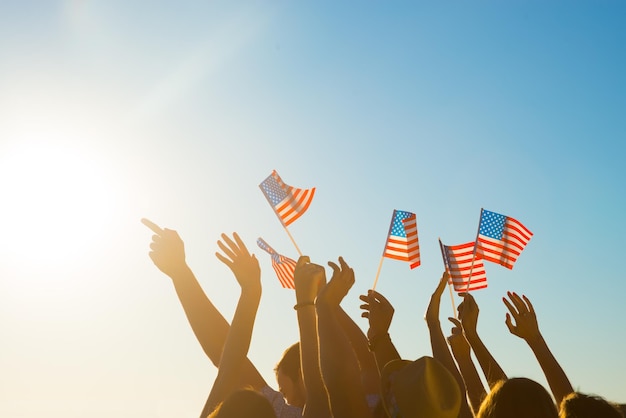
[440,240,487,292]
[476,209,533,270]
[382,210,420,269]
[259,170,315,227]
[256,237,297,289]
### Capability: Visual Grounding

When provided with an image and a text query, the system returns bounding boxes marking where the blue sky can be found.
[0,1,625,417]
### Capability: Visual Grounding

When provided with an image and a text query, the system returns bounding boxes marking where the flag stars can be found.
[260,176,288,206]
[480,210,506,239]
[390,210,413,238]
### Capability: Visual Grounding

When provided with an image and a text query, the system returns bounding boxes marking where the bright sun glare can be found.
[0,139,119,266]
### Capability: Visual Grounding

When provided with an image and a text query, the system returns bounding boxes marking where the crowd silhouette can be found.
[142,218,625,418]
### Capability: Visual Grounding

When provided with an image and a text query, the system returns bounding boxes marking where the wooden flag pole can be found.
[283,225,302,257]
[371,256,384,290]
[439,238,457,318]
[464,208,484,294]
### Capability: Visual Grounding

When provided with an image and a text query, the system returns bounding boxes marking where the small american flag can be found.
[440,240,487,292]
[476,209,533,269]
[256,237,297,289]
[382,210,420,269]
[259,170,315,227]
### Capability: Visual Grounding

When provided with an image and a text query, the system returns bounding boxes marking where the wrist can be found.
[168,263,194,280]
[525,333,546,348]
[241,285,262,297]
[294,301,315,310]
[367,332,391,352]
[463,328,479,340]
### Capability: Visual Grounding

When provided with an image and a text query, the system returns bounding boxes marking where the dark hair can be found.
[208,388,276,418]
[559,392,624,418]
[274,342,301,384]
[477,378,558,418]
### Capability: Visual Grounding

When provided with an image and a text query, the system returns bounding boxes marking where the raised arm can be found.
[293,256,331,418]
[358,289,400,376]
[201,233,262,416]
[503,291,573,406]
[447,317,487,415]
[424,273,473,418]
[142,219,265,390]
[336,304,381,397]
[458,292,507,388]
[316,257,373,418]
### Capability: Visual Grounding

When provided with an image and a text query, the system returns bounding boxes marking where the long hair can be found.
[274,342,301,384]
[559,392,624,418]
[477,378,558,418]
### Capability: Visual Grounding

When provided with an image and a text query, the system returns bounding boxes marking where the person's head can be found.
[559,392,624,418]
[208,388,276,418]
[477,377,558,418]
[274,342,305,407]
[380,356,461,418]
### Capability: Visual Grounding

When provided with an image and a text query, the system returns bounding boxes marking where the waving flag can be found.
[440,240,487,292]
[476,209,533,269]
[257,238,297,289]
[259,170,315,227]
[382,210,420,269]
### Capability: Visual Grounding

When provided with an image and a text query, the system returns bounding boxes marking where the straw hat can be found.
[380,356,461,418]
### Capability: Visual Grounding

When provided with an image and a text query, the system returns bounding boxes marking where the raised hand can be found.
[457,292,480,337]
[503,291,541,343]
[359,290,394,340]
[503,291,574,405]
[142,218,188,277]
[425,272,449,324]
[456,291,507,388]
[293,255,326,305]
[447,317,486,415]
[447,317,471,358]
[215,233,260,292]
[317,256,355,307]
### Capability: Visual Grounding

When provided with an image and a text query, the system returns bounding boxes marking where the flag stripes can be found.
[440,240,487,292]
[259,170,315,227]
[383,210,420,269]
[476,210,533,269]
[256,237,296,289]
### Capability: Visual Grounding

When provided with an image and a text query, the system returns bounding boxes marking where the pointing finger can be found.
[141,218,164,234]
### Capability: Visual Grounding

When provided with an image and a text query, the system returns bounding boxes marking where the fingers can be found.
[505,312,516,334]
[215,251,233,268]
[217,238,237,261]
[460,292,475,303]
[507,291,529,314]
[368,289,391,306]
[338,256,350,270]
[141,218,164,234]
[328,261,340,273]
[435,272,448,294]
[296,255,310,269]
[522,294,535,314]
[448,316,462,328]
[232,232,250,257]
[502,296,518,316]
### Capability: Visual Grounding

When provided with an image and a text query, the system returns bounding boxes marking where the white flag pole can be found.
[439,238,457,318]
[464,208,484,294]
